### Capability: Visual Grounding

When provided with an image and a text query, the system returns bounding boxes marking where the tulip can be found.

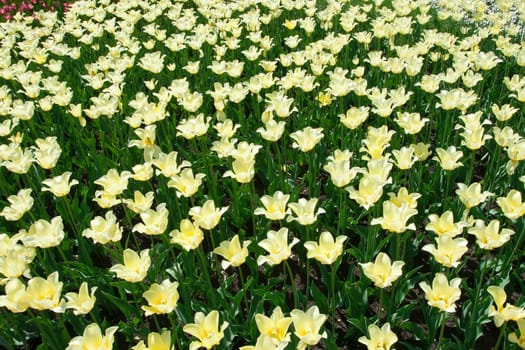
[487,286,525,327]
[183,310,228,350]
[360,252,405,288]
[304,231,347,265]
[358,323,398,350]
[290,306,327,350]
[419,273,461,313]
[257,228,299,266]
[142,279,180,316]
[109,249,150,283]
[66,323,118,350]
[169,219,204,251]
[213,235,251,270]
[65,282,97,315]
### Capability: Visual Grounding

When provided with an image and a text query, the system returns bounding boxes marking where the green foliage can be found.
[0,0,524,349]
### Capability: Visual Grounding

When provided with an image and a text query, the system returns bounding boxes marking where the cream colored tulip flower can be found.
[124,191,155,214]
[290,127,324,152]
[290,306,327,350]
[94,168,131,196]
[346,175,386,210]
[82,211,122,244]
[0,188,33,221]
[286,198,325,226]
[487,286,525,327]
[41,171,79,197]
[132,330,173,350]
[422,235,468,268]
[170,219,204,251]
[254,306,292,346]
[433,146,464,171]
[151,151,191,178]
[360,252,405,288]
[425,211,468,237]
[254,191,291,221]
[338,106,369,130]
[419,273,461,313]
[358,323,398,350]
[304,231,347,265]
[371,201,417,234]
[213,235,251,269]
[496,190,525,220]
[132,203,169,236]
[223,158,256,184]
[65,282,97,315]
[142,279,180,316]
[189,200,228,230]
[256,119,286,142]
[26,271,65,312]
[109,249,150,283]
[66,323,118,350]
[19,216,65,248]
[176,112,209,137]
[468,219,514,250]
[0,278,30,313]
[456,182,493,209]
[257,228,299,266]
[32,136,61,169]
[492,103,519,122]
[183,310,228,350]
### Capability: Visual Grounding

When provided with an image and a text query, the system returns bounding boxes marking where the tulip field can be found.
[0,0,525,349]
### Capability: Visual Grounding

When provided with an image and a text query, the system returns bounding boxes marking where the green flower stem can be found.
[61,196,94,264]
[367,205,381,260]
[307,151,319,196]
[330,263,337,333]
[501,219,524,276]
[152,314,162,331]
[395,233,402,261]
[437,312,447,350]
[378,287,384,322]
[89,309,101,324]
[465,251,489,348]
[485,145,503,188]
[271,142,285,184]
[27,210,38,222]
[168,310,179,331]
[39,247,58,272]
[63,198,79,234]
[494,322,507,350]
[208,229,217,253]
[444,169,452,198]
[25,166,47,216]
[305,225,313,307]
[55,244,69,263]
[229,177,241,224]
[160,231,177,264]
[249,181,258,235]
[465,151,475,184]
[284,260,298,309]
[462,207,471,222]
[200,139,220,204]
[121,202,141,250]
[237,266,249,311]
[337,189,345,236]
[198,245,217,305]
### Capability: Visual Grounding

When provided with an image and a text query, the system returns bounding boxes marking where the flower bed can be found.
[0,0,524,349]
